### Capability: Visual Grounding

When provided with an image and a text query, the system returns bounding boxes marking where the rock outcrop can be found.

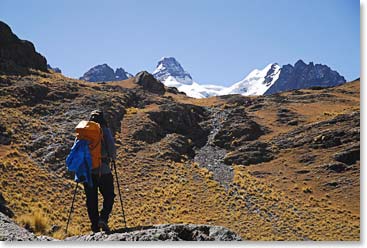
[0,193,14,218]
[0,212,54,241]
[135,71,166,95]
[224,141,274,166]
[0,123,11,145]
[0,21,47,75]
[65,224,242,241]
[0,212,241,241]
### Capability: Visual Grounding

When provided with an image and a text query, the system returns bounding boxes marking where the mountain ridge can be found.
[152,57,346,98]
[80,64,132,82]
[79,57,346,98]
[264,60,346,95]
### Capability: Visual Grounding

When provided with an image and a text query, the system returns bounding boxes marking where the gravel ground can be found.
[194,108,233,188]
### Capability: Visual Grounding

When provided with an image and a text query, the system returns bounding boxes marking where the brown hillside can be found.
[0,71,360,240]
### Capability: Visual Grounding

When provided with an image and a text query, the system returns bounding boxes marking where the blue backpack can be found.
[66,140,93,187]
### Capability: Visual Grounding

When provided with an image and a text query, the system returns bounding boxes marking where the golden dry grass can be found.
[0,74,360,240]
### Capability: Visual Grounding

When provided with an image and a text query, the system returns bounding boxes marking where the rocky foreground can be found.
[0,212,241,241]
[65,224,241,241]
[0,212,53,241]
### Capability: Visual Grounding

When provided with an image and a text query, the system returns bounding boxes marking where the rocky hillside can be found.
[0,22,360,241]
[0,69,360,240]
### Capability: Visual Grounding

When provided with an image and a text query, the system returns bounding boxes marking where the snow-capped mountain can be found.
[221,63,281,96]
[153,57,193,85]
[153,57,225,98]
[153,57,346,98]
[80,58,346,98]
[152,57,279,98]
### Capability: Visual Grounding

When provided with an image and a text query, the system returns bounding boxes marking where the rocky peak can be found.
[153,57,193,85]
[79,64,130,82]
[0,21,47,75]
[294,59,307,68]
[79,64,114,82]
[264,60,346,95]
[263,63,280,86]
[115,67,129,80]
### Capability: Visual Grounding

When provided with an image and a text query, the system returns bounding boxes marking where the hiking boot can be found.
[91,225,100,233]
[98,219,110,232]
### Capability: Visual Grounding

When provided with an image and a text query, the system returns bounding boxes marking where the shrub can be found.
[17,210,49,234]
[126,107,138,115]
[302,187,313,194]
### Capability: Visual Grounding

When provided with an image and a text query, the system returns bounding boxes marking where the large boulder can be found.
[333,145,360,165]
[324,162,348,173]
[0,21,47,75]
[156,133,194,161]
[147,103,208,147]
[135,71,165,95]
[224,141,274,166]
[213,107,266,149]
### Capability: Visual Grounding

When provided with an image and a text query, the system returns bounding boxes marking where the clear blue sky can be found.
[0,0,360,85]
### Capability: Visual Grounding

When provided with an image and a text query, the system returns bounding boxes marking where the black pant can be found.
[84,173,115,229]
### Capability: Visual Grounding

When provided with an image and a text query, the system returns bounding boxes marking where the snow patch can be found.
[220,64,281,96]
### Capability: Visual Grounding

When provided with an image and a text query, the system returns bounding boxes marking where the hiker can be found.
[84,110,116,233]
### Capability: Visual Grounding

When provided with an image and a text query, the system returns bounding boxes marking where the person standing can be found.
[84,110,116,233]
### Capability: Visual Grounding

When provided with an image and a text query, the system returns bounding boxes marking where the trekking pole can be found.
[112,160,127,229]
[65,182,79,235]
